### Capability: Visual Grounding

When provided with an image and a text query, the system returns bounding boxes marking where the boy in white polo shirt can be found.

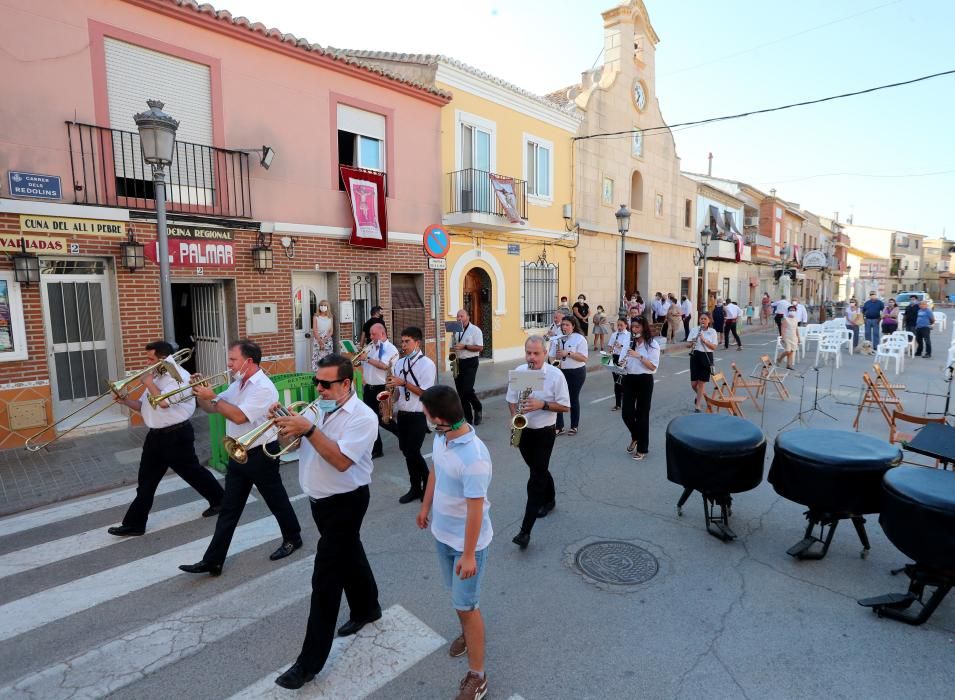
[417,385,492,700]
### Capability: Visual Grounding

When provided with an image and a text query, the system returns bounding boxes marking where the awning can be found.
[725,211,741,236]
[708,205,726,236]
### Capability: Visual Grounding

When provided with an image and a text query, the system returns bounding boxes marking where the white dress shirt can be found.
[546,322,562,338]
[724,303,741,320]
[505,363,570,429]
[454,323,484,360]
[554,332,588,369]
[139,360,195,429]
[607,330,630,357]
[218,369,279,449]
[681,300,692,316]
[772,299,789,315]
[298,392,378,500]
[795,303,808,324]
[623,338,660,375]
[361,340,399,385]
[688,327,718,352]
[393,351,436,413]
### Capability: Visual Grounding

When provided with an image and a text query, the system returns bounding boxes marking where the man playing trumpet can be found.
[108,341,224,537]
[179,339,302,577]
[387,326,436,504]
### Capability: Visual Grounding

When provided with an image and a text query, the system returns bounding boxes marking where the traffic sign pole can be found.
[423,225,450,384]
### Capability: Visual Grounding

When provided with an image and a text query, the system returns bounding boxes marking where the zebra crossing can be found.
[0,474,472,699]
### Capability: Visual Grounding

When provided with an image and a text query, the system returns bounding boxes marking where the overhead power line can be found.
[753,169,955,185]
[573,68,955,142]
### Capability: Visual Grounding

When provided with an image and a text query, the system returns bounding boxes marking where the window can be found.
[684,199,692,228]
[654,193,663,218]
[0,272,28,362]
[524,136,552,199]
[338,104,385,189]
[775,206,783,219]
[602,177,614,205]
[521,259,559,328]
[462,123,491,172]
[722,278,730,300]
[630,171,643,211]
[914,261,919,271]
[680,277,691,299]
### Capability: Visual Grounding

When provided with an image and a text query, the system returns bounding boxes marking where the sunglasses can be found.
[312,377,346,389]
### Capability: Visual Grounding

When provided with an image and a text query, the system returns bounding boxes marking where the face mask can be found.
[633,331,642,338]
[318,398,340,413]
[319,305,327,311]
[578,298,584,302]
[428,418,465,433]
[787,313,796,318]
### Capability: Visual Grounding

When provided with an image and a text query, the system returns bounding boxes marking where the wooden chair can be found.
[889,409,947,467]
[709,372,748,417]
[872,363,906,405]
[703,393,745,418]
[853,372,900,431]
[730,362,763,411]
[756,355,789,400]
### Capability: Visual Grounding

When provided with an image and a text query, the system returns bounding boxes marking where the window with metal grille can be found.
[521,256,559,328]
[391,274,425,340]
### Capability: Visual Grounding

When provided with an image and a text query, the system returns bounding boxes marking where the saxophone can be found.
[449,349,460,379]
[510,387,533,448]
[376,356,398,423]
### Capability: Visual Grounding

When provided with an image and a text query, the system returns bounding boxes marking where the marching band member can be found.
[607,318,631,412]
[546,310,564,339]
[108,341,224,537]
[506,336,570,549]
[272,354,382,690]
[452,309,485,426]
[361,321,399,459]
[180,339,302,576]
[386,326,437,504]
[551,316,588,436]
[621,317,660,461]
[686,312,718,412]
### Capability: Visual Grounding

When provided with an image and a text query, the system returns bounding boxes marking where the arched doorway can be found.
[463,267,493,358]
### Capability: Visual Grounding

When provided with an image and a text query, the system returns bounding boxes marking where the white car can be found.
[894,291,933,309]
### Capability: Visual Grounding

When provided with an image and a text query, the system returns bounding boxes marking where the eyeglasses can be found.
[312,377,346,389]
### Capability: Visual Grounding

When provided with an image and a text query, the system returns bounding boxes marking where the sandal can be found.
[632,452,648,461]
[555,427,565,436]
[568,428,578,436]
[627,440,638,453]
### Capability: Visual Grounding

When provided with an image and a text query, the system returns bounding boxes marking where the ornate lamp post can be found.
[615,204,631,319]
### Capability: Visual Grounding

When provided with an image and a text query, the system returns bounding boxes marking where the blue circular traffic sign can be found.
[423,224,450,259]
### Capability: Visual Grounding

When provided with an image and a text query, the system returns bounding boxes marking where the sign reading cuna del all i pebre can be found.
[19,215,126,237]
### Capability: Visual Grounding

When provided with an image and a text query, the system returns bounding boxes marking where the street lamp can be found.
[133,99,179,346]
[615,204,631,319]
[694,226,713,315]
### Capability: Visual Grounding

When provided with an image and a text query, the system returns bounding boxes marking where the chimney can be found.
[707,152,713,177]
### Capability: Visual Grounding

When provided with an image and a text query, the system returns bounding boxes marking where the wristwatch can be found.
[210,398,219,408]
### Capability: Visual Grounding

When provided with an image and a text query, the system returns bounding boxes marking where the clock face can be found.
[633,81,647,111]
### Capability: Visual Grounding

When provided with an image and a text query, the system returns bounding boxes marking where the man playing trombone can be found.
[108,341,224,537]
[271,354,382,691]
[179,339,302,576]
[361,321,399,459]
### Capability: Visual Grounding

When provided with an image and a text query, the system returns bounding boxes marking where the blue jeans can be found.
[435,539,488,611]
[845,323,859,348]
[864,318,880,347]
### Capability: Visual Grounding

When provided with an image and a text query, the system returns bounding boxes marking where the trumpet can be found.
[25,348,192,452]
[223,400,317,463]
[350,342,376,367]
[147,370,232,408]
[510,387,533,448]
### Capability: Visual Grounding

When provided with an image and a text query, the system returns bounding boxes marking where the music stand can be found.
[781,365,838,430]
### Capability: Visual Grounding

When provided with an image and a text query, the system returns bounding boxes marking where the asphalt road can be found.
[1,325,953,699]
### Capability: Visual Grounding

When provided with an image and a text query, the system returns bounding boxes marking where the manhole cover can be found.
[574,540,659,585]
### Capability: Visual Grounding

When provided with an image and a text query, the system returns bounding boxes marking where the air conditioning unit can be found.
[744,217,758,227]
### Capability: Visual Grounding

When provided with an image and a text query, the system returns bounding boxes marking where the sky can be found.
[221,0,955,239]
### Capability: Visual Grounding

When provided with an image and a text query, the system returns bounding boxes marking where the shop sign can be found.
[8,171,62,200]
[166,225,234,241]
[801,250,828,270]
[19,215,125,237]
[0,234,67,253]
[146,238,236,268]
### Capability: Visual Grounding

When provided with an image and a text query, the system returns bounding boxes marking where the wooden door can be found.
[463,267,493,358]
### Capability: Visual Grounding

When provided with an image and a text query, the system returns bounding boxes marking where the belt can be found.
[397,410,423,416]
[150,420,191,433]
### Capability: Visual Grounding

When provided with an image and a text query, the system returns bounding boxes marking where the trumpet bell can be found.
[221,436,249,464]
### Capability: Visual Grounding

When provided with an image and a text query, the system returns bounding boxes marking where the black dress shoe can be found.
[201,504,222,518]
[398,489,424,504]
[107,525,145,537]
[269,538,303,561]
[275,661,316,690]
[337,609,383,637]
[512,531,530,549]
[178,561,222,576]
[473,411,483,426]
[536,501,556,518]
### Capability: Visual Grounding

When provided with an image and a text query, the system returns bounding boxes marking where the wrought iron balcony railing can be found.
[447,168,527,220]
[66,122,252,219]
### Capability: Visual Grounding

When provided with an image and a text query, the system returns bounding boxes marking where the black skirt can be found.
[690,350,714,382]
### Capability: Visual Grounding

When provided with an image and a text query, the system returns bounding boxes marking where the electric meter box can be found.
[245,302,279,335]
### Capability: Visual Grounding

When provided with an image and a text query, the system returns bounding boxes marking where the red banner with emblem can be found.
[341,166,388,250]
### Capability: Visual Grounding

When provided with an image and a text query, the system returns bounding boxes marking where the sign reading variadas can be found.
[0,234,67,253]
[19,215,126,237]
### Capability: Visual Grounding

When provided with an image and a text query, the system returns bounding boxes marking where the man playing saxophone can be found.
[386,326,436,504]
[361,322,399,459]
[505,336,569,551]
[179,339,302,576]
[107,341,224,537]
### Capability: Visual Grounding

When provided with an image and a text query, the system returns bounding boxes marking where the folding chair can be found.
[703,393,746,418]
[709,372,748,417]
[852,372,900,431]
[730,362,763,411]
[889,409,947,467]
[872,363,906,405]
[756,355,789,400]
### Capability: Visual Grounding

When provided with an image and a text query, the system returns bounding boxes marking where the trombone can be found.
[147,370,232,408]
[223,399,320,463]
[25,348,193,452]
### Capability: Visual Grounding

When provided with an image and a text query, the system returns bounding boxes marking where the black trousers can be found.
[724,319,742,348]
[202,441,301,565]
[362,384,398,453]
[122,422,224,530]
[612,354,623,408]
[396,410,429,491]
[518,426,556,534]
[622,374,654,454]
[556,366,586,430]
[915,327,932,356]
[454,356,482,422]
[298,485,380,674]
[682,316,691,341]
[775,313,784,335]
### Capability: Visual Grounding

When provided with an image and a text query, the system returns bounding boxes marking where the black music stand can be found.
[781,365,837,430]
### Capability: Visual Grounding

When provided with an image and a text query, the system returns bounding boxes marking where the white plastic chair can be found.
[875,336,906,375]
[934,311,947,332]
[815,337,842,368]
[803,324,823,355]
[892,330,917,358]
[828,328,854,355]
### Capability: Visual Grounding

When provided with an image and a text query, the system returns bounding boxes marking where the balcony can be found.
[709,237,751,263]
[66,122,253,219]
[754,234,772,248]
[445,169,527,231]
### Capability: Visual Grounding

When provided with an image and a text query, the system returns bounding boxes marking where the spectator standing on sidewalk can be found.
[903,299,919,334]
[760,293,772,326]
[680,295,693,340]
[844,298,862,349]
[862,291,885,348]
[711,299,725,336]
[772,295,789,335]
[793,298,809,327]
[723,299,743,350]
[881,298,899,337]
[666,297,684,345]
[914,300,935,358]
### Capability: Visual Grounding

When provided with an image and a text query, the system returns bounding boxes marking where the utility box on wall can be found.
[245,302,279,335]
